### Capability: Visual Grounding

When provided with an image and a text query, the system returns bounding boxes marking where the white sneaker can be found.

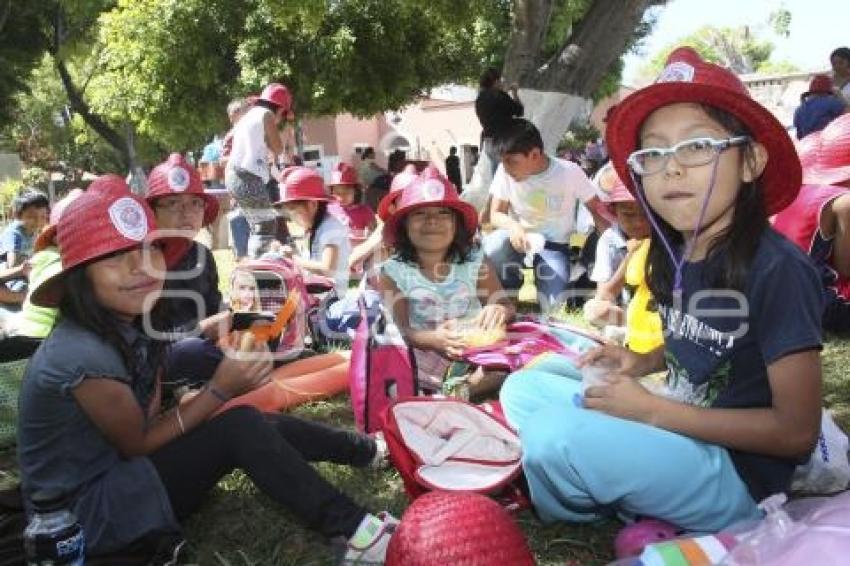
[340,512,399,565]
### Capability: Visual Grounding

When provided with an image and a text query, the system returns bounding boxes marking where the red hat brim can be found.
[606,82,801,216]
[382,199,479,247]
[31,235,191,308]
[377,191,403,222]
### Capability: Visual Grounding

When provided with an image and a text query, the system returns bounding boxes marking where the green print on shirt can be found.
[664,352,732,407]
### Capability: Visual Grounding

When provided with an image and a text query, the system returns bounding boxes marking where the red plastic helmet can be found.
[329,162,359,186]
[386,491,535,566]
[259,82,292,112]
[145,153,220,226]
[275,166,330,203]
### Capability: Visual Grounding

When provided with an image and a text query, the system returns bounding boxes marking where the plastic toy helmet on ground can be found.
[385,491,534,566]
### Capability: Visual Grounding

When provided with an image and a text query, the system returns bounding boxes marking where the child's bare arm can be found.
[474,259,515,329]
[296,244,339,278]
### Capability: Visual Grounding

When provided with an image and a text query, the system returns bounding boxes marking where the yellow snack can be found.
[461,325,506,348]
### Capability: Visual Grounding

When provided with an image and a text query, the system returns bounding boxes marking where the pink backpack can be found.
[349,295,418,433]
[381,397,529,511]
[461,319,603,371]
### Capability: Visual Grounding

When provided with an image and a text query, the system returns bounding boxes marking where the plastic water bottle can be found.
[24,490,85,565]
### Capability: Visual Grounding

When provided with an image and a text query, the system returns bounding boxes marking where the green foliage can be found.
[769,7,792,38]
[638,24,787,81]
[755,59,799,75]
[0,179,23,219]
[558,121,600,152]
[0,2,51,127]
[21,167,49,190]
[4,55,131,175]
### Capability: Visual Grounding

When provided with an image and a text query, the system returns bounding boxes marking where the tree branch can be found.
[46,4,130,168]
[524,0,667,95]
[502,0,554,84]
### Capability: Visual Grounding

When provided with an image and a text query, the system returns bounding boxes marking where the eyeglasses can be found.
[155,198,206,213]
[627,136,751,176]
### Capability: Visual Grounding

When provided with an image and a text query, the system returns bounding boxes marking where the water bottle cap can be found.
[30,489,69,513]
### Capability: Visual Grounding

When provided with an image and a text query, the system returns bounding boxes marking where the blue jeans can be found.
[482,229,571,311]
[229,211,250,259]
[499,357,761,532]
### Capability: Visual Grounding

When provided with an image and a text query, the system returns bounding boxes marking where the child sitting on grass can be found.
[380,166,515,395]
[583,167,651,332]
[0,190,49,306]
[501,47,823,535]
[274,167,351,296]
[17,176,397,563]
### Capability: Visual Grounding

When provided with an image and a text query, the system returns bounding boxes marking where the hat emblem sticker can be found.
[167,167,191,192]
[108,197,148,241]
[656,61,695,84]
[421,179,446,201]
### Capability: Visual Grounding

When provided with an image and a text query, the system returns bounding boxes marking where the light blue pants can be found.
[499,357,761,532]
[482,229,571,311]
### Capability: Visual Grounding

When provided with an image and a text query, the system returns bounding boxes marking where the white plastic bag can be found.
[790,410,850,494]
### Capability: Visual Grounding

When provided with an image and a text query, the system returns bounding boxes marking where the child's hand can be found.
[212,331,273,398]
[472,304,508,331]
[583,374,661,424]
[579,344,648,378]
[509,224,528,253]
[424,321,466,359]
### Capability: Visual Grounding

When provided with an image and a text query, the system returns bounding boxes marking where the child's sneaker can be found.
[340,512,399,565]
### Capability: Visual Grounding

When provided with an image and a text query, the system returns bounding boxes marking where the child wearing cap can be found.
[348,164,419,279]
[226,83,292,258]
[141,154,238,393]
[583,165,651,331]
[500,47,823,534]
[0,189,83,361]
[274,167,352,296]
[775,113,850,333]
[379,166,515,393]
[329,162,376,235]
[483,118,607,313]
[17,175,398,562]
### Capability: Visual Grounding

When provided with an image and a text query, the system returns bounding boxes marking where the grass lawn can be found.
[185,250,850,565]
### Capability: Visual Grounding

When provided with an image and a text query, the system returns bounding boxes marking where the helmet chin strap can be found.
[629,158,721,293]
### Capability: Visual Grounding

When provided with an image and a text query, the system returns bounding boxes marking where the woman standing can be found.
[226,83,292,257]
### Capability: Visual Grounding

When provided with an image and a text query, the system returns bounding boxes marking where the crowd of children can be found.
[5,42,850,564]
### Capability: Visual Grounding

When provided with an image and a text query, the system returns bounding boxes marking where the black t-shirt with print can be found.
[659,228,823,503]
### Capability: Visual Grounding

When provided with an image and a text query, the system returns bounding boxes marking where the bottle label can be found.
[25,524,84,565]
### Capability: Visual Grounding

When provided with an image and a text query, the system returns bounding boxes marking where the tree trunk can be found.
[53,58,130,169]
[48,4,131,169]
[502,0,667,152]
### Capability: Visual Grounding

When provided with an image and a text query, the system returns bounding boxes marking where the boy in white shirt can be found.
[483,119,606,311]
